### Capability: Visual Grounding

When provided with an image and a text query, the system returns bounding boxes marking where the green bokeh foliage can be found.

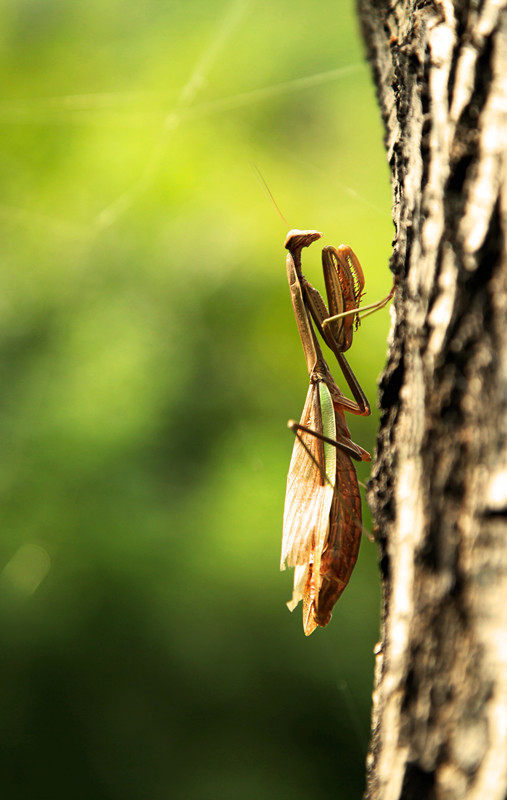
[1,1,393,797]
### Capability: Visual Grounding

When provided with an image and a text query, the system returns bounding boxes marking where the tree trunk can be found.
[356,2,507,798]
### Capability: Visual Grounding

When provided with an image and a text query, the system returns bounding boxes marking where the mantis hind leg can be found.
[287,419,370,464]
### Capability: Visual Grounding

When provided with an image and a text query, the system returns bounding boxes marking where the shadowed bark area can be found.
[356,2,507,798]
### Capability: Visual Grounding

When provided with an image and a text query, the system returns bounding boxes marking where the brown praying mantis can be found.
[281,229,394,636]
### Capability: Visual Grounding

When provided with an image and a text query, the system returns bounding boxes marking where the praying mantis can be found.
[281,229,394,635]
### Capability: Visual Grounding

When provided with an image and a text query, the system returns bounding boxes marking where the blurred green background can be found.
[1,1,393,798]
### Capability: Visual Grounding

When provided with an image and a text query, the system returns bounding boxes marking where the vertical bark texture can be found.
[356,2,507,798]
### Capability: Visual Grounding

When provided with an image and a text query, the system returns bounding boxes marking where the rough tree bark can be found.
[355,2,507,799]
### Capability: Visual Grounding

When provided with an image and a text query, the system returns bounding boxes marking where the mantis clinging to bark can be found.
[281,229,394,635]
